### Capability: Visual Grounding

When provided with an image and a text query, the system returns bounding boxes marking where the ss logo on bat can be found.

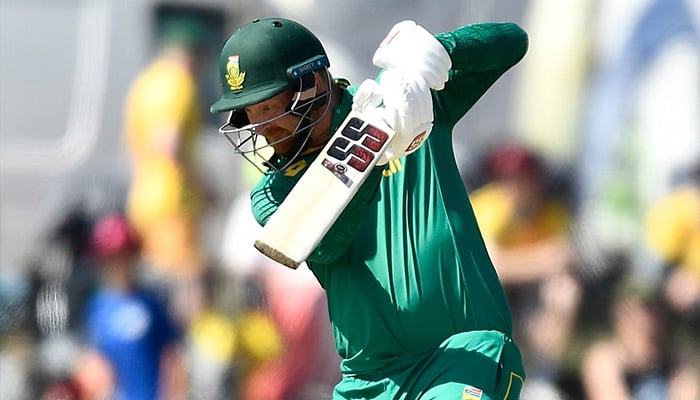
[322,117,389,187]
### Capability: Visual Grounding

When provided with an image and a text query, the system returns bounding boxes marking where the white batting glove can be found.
[351,72,434,166]
[373,20,451,90]
[377,69,434,164]
[351,79,383,114]
[351,78,390,140]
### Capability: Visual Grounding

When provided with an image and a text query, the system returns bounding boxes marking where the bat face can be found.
[254,111,395,268]
[322,117,391,186]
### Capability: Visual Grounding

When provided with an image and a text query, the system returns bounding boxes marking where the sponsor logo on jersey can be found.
[284,159,308,177]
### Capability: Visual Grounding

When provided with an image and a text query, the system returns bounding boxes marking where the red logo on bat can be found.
[323,117,390,186]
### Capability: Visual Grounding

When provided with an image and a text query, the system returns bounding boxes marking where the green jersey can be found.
[252,22,528,378]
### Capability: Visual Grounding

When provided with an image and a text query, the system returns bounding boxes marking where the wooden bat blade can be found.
[254,110,394,268]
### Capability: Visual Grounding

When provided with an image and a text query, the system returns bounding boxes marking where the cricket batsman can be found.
[211,17,529,399]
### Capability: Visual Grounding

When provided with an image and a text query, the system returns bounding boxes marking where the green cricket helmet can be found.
[210,17,330,113]
[211,18,333,173]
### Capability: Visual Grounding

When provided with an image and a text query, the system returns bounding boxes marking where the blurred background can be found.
[0,0,698,399]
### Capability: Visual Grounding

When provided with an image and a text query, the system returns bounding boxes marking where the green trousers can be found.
[333,330,525,400]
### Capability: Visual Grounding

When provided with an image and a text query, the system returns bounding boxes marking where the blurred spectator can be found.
[645,163,700,320]
[185,266,284,400]
[184,268,239,400]
[219,190,342,400]
[18,198,104,399]
[469,141,581,397]
[580,279,699,400]
[124,10,212,324]
[79,212,187,400]
[642,162,700,400]
[238,262,342,400]
[40,378,81,400]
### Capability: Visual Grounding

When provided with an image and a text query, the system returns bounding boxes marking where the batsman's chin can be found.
[271,145,296,158]
[264,135,297,156]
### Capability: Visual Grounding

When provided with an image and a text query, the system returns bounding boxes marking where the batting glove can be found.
[378,69,433,164]
[351,79,384,114]
[351,72,434,165]
[372,20,451,90]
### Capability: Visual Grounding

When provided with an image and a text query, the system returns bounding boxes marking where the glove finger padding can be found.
[373,20,451,90]
[378,70,434,164]
[352,79,383,113]
[380,71,433,133]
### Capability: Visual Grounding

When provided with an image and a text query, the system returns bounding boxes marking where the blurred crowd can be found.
[1,0,699,399]
[464,143,700,400]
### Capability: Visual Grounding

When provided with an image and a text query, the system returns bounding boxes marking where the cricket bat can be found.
[254,110,395,269]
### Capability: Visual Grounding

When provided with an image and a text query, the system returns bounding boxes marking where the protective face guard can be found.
[219,108,293,173]
[219,57,332,174]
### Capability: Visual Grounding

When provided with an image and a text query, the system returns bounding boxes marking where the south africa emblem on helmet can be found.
[225,55,245,91]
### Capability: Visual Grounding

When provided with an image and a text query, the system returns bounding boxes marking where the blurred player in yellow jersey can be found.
[646,163,700,322]
[644,164,700,400]
[470,142,581,397]
[124,13,209,322]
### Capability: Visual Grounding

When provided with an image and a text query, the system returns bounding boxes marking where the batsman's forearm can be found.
[435,22,528,73]
[308,167,384,265]
[432,22,529,127]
